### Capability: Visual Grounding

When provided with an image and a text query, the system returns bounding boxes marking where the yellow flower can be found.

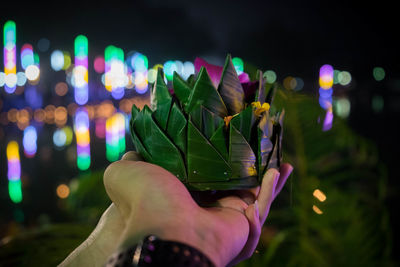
[251,101,270,116]
[224,115,233,126]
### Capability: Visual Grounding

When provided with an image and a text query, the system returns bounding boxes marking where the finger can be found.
[227,201,261,266]
[274,163,293,198]
[241,200,262,258]
[121,151,143,161]
[257,168,280,225]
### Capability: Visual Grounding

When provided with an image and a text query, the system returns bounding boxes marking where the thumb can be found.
[121,151,143,161]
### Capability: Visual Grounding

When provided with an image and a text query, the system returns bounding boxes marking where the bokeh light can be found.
[106,112,125,162]
[4,20,17,93]
[232,57,244,75]
[94,56,105,73]
[319,64,334,89]
[74,35,89,105]
[163,60,177,81]
[373,67,385,81]
[74,108,91,170]
[263,70,277,84]
[51,50,64,71]
[23,125,38,157]
[334,98,351,118]
[338,71,352,86]
[56,184,70,199]
[7,141,22,203]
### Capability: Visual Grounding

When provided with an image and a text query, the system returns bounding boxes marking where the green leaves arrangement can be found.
[130,55,284,190]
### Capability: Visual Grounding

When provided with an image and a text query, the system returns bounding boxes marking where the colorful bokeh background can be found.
[0,1,399,266]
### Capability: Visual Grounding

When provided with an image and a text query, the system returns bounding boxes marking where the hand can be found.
[59,151,292,267]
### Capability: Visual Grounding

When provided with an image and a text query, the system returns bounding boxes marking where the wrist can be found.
[119,206,224,267]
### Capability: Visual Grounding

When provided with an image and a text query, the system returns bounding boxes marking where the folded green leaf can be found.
[134,105,187,181]
[202,106,223,139]
[209,122,229,160]
[152,69,172,130]
[166,102,187,154]
[229,124,257,179]
[185,67,228,118]
[187,120,231,182]
[218,54,245,114]
[173,72,192,106]
[230,105,254,142]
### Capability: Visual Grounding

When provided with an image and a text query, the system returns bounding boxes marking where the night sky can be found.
[1,0,399,255]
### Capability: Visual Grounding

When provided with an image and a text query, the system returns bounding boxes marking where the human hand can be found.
[60,151,292,267]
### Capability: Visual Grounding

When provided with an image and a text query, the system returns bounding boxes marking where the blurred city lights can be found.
[51,50,64,71]
[53,128,67,148]
[182,61,195,80]
[232,57,244,75]
[319,64,334,89]
[337,71,351,86]
[55,82,69,96]
[94,55,105,73]
[106,112,126,162]
[74,108,91,170]
[334,97,351,118]
[7,141,22,203]
[21,44,34,70]
[319,64,334,131]
[25,65,40,81]
[163,60,177,81]
[3,20,17,93]
[56,184,70,199]
[373,67,385,81]
[74,35,89,105]
[23,125,38,157]
[263,70,277,84]
[105,45,126,99]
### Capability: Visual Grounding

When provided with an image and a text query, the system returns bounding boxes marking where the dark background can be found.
[1,0,399,259]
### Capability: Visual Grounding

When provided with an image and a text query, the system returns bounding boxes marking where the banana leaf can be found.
[172,72,192,106]
[187,120,231,182]
[130,126,152,162]
[209,122,229,160]
[218,54,245,114]
[186,176,259,191]
[189,105,203,130]
[229,124,257,178]
[185,67,228,118]
[166,102,187,154]
[202,106,223,139]
[152,69,172,130]
[133,105,187,181]
[230,105,255,142]
[187,74,196,88]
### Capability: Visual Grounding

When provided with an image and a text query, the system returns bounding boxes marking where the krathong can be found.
[130,55,284,190]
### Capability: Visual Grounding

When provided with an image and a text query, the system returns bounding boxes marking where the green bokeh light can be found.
[373,67,385,81]
[232,57,244,75]
[74,35,88,58]
[77,154,91,170]
[8,180,22,203]
[263,70,277,84]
